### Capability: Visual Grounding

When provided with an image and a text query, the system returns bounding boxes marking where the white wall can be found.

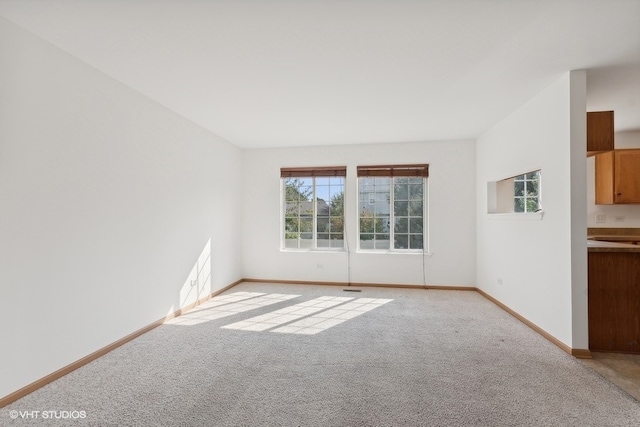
[0,18,243,400]
[476,71,588,349]
[242,140,476,287]
[587,130,640,227]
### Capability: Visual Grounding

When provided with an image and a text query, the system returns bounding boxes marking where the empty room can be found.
[1,1,640,425]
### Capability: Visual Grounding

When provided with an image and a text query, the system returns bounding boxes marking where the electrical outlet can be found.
[615,216,625,223]
[497,278,503,286]
[595,214,606,223]
[317,263,324,269]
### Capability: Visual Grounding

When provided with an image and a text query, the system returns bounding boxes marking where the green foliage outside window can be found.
[284,177,344,248]
[514,171,540,213]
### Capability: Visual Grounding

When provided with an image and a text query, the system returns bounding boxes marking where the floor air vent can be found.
[343,289,362,292]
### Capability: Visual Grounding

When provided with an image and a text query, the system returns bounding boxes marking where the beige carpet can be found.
[3,282,640,426]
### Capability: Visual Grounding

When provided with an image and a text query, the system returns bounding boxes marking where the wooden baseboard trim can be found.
[242,278,350,287]
[0,279,243,409]
[241,278,476,291]
[476,289,592,359]
[571,349,593,359]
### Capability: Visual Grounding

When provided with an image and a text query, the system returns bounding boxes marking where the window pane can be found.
[375,236,390,249]
[317,217,329,232]
[330,237,344,248]
[409,218,423,233]
[515,181,525,196]
[395,217,408,233]
[285,178,312,202]
[375,216,389,233]
[299,236,313,249]
[394,201,408,216]
[360,216,374,233]
[317,209,329,219]
[284,178,312,202]
[394,183,409,200]
[299,203,313,217]
[329,197,343,217]
[374,200,389,216]
[410,234,424,249]
[330,217,343,233]
[300,218,313,232]
[514,198,525,212]
[286,222,299,235]
[284,238,299,249]
[285,202,299,217]
[360,178,375,192]
[409,201,423,216]
[317,234,330,248]
[526,197,539,212]
[328,187,344,227]
[360,235,374,250]
[375,177,390,188]
[395,234,408,249]
[299,178,313,192]
[409,183,423,199]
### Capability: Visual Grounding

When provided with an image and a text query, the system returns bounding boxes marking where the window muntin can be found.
[359,177,391,249]
[513,171,540,213]
[357,165,427,251]
[487,169,542,215]
[282,168,345,250]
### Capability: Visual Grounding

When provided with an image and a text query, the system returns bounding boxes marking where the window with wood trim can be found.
[357,165,428,251]
[282,167,346,250]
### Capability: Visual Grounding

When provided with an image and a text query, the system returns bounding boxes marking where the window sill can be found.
[486,211,545,220]
[280,248,347,253]
[279,248,433,257]
[356,250,433,257]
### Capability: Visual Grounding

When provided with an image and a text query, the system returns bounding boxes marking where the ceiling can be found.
[1,0,639,148]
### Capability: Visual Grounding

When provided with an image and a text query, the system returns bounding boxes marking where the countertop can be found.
[588,240,640,253]
[588,235,640,242]
[587,228,640,252]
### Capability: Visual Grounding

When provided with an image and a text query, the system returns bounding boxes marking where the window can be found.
[488,169,541,214]
[282,167,346,250]
[514,171,540,212]
[357,164,428,251]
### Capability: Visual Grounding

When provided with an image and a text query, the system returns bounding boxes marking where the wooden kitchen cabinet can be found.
[595,149,640,204]
[589,251,640,353]
[587,110,614,156]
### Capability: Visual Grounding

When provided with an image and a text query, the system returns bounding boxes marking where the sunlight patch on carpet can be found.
[168,292,300,326]
[221,296,354,332]
[202,291,267,308]
[220,296,393,334]
[272,298,393,335]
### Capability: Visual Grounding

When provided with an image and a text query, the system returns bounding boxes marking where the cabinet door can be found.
[589,252,640,353]
[595,151,615,204]
[614,150,640,203]
[587,111,614,154]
